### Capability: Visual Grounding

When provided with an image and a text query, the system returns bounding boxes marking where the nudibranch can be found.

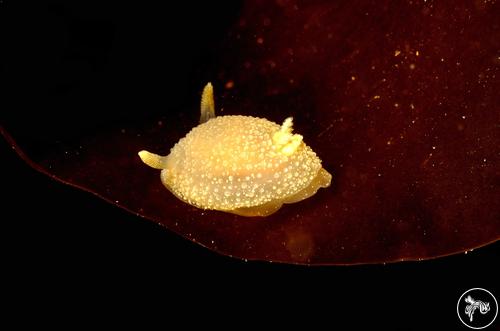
[138,83,332,216]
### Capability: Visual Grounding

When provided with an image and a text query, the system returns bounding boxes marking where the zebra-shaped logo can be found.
[457,288,497,329]
[464,295,490,322]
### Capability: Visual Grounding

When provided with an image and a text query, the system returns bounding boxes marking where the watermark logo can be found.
[457,288,497,329]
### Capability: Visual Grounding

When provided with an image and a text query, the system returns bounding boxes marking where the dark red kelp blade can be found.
[1,0,499,265]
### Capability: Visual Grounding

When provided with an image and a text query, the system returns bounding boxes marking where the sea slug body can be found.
[138,83,332,216]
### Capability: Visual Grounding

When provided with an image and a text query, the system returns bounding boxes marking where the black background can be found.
[2,0,498,328]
